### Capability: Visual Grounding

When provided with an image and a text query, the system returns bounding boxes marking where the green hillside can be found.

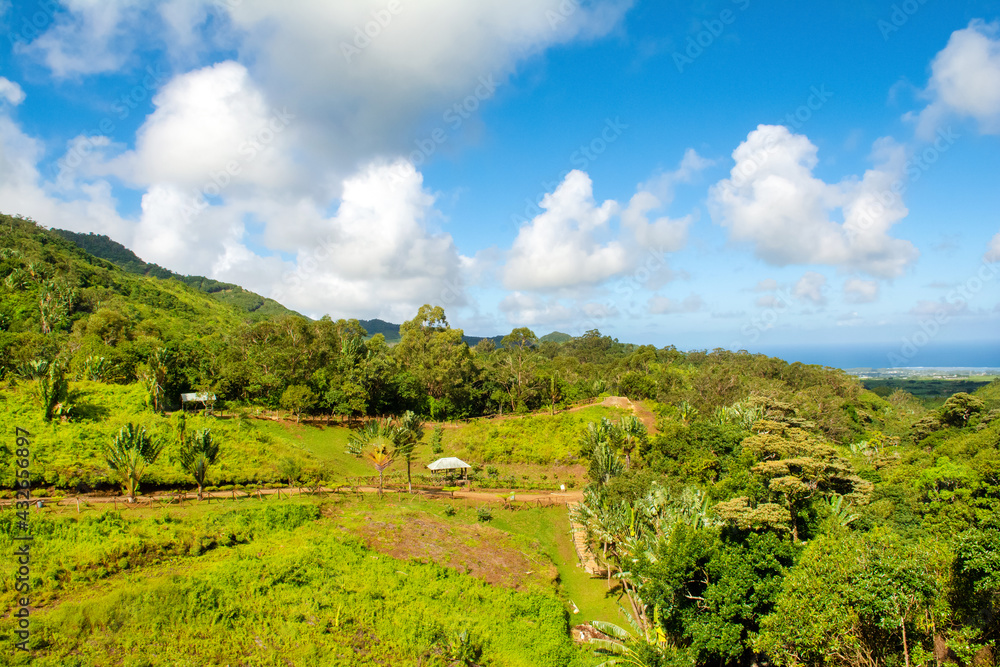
[51,228,302,321]
[3,211,999,667]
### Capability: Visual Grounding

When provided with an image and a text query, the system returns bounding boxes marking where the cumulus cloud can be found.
[836,311,863,326]
[914,20,1000,139]
[106,61,300,192]
[622,148,710,252]
[498,293,576,326]
[710,125,919,278]
[21,0,633,180]
[987,232,1000,262]
[258,161,468,320]
[648,294,704,315]
[506,149,708,292]
[504,170,627,290]
[0,77,25,105]
[844,278,879,304]
[793,271,828,305]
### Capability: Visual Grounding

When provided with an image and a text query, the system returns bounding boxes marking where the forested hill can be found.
[51,228,302,321]
[358,317,504,347]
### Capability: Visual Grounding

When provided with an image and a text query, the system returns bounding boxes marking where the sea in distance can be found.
[745,340,1000,371]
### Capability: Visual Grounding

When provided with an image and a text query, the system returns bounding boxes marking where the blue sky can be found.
[1,0,998,367]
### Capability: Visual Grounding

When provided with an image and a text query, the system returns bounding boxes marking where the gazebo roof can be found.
[427,457,472,471]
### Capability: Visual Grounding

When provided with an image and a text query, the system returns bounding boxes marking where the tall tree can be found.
[396,305,475,417]
[395,410,425,493]
[497,327,539,413]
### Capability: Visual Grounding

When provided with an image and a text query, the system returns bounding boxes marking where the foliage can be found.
[104,423,164,501]
[176,428,220,500]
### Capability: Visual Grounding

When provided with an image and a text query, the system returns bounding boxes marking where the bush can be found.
[477,506,492,522]
[443,505,457,517]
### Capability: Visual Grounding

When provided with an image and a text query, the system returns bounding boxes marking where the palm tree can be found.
[105,423,164,502]
[618,416,647,470]
[395,410,425,493]
[347,419,398,497]
[177,428,220,501]
[590,606,670,667]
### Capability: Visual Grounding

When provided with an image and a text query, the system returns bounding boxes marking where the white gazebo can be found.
[427,457,472,482]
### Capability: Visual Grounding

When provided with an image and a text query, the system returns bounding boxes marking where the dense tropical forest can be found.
[1,212,998,666]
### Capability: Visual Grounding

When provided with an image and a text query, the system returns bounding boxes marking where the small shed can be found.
[180,392,216,414]
[427,457,472,482]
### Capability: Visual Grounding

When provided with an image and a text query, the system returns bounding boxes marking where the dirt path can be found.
[2,485,585,511]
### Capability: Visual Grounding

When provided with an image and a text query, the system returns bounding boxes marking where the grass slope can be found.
[441,405,629,464]
[1,496,599,667]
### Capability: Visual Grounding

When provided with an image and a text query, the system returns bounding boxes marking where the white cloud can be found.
[106,61,299,192]
[0,111,132,241]
[710,125,919,278]
[986,232,1000,262]
[753,279,779,292]
[504,170,627,290]
[844,278,879,304]
[22,0,633,179]
[0,77,25,105]
[648,293,704,315]
[498,292,575,326]
[506,148,707,292]
[756,295,785,309]
[17,0,146,78]
[258,161,469,320]
[910,299,968,319]
[622,149,710,252]
[914,20,1000,139]
[793,271,828,305]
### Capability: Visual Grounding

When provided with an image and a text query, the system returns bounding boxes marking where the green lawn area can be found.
[487,505,626,628]
[250,419,371,478]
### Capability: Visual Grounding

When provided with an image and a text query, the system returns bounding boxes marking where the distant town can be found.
[846,367,1000,380]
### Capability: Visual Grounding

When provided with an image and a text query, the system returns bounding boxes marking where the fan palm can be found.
[177,428,220,501]
[105,423,163,502]
[348,419,399,497]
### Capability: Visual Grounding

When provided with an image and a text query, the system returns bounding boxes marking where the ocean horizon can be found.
[742,341,1000,370]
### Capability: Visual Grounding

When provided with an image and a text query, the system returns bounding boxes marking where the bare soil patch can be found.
[351,513,557,591]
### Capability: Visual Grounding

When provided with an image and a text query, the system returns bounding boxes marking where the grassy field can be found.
[862,378,997,405]
[439,405,629,465]
[1,493,610,666]
[2,382,611,493]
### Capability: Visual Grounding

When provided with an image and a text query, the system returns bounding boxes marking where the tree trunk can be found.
[901,616,910,667]
[407,460,412,494]
[198,483,204,501]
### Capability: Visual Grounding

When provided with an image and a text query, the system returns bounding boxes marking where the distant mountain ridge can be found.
[357,318,505,347]
[52,229,303,321]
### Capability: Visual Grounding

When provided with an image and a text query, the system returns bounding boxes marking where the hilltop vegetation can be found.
[50,228,302,321]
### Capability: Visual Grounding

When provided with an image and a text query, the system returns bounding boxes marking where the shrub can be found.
[477,506,492,522]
